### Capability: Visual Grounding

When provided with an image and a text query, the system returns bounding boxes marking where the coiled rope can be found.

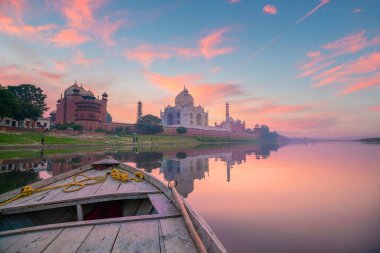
[0,167,144,206]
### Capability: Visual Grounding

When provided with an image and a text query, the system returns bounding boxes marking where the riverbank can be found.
[0,132,200,148]
[0,132,261,150]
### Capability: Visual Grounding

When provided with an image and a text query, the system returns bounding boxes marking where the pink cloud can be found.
[297,31,380,94]
[198,28,234,60]
[172,47,201,59]
[0,1,56,40]
[39,71,63,80]
[52,60,67,72]
[59,0,99,30]
[306,51,321,58]
[322,31,380,55]
[143,70,242,105]
[49,29,90,46]
[312,52,380,87]
[124,44,172,66]
[297,60,335,78]
[263,5,277,15]
[73,51,102,68]
[340,72,380,95]
[50,0,124,46]
[369,106,380,112]
[227,0,240,3]
[144,70,203,91]
[0,64,65,111]
[296,0,330,24]
[124,27,234,65]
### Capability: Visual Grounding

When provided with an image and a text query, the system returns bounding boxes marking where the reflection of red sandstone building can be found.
[51,81,134,132]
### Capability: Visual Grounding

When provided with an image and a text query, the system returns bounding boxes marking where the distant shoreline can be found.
[358,138,380,143]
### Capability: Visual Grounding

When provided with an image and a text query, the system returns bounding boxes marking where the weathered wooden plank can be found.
[119,164,171,197]
[42,226,93,253]
[4,229,62,253]
[77,204,83,221]
[93,174,121,196]
[0,233,24,252]
[1,176,79,209]
[148,194,179,216]
[159,217,197,253]
[116,172,159,195]
[122,199,142,216]
[112,220,160,253]
[29,169,102,205]
[1,192,150,215]
[2,169,99,209]
[158,219,166,253]
[76,223,121,253]
[135,199,154,215]
[0,213,180,237]
[0,164,93,204]
[53,169,110,202]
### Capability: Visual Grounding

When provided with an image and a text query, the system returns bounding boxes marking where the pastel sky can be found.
[1,0,379,138]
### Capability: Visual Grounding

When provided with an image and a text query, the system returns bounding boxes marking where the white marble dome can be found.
[175,88,194,106]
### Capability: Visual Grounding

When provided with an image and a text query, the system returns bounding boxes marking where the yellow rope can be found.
[0,167,144,206]
[110,168,144,183]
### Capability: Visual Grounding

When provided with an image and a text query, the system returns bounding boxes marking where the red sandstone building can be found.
[51,81,134,132]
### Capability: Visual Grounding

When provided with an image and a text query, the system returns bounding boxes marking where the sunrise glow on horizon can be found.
[1,0,379,138]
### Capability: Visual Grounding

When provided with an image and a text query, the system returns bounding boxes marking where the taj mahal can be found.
[160,87,208,127]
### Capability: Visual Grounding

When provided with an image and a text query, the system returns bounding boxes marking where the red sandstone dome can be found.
[64,82,95,97]
[175,87,194,107]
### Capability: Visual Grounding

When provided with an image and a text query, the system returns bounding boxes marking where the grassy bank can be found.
[0,132,262,147]
[0,132,201,147]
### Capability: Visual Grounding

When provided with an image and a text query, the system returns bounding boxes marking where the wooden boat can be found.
[0,157,227,253]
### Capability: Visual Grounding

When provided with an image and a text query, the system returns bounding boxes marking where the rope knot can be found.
[22,185,34,196]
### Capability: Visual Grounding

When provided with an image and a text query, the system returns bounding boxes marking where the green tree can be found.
[136,114,164,135]
[176,126,187,134]
[8,84,48,120]
[0,86,21,119]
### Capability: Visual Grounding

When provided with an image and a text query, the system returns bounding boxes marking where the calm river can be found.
[1,141,379,253]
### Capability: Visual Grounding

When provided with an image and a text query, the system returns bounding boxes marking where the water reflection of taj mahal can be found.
[159,145,273,197]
